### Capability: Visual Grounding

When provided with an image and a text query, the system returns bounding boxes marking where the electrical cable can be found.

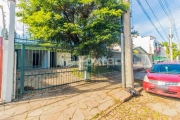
[145,0,168,38]
[136,0,166,41]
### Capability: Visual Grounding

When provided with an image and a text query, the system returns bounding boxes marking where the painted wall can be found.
[16,50,47,69]
[56,52,78,67]
[42,51,50,68]
[132,36,152,54]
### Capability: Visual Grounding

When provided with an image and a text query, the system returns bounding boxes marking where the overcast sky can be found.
[0,0,180,43]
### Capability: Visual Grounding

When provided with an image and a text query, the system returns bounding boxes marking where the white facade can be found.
[56,52,78,67]
[132,36,162,55]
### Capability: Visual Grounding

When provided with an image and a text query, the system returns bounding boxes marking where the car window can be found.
[161,64,180,74]
[150,65,161,73]
[160,65,168,73]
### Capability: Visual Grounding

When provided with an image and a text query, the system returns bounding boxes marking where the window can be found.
[160,64,180,74]
[150,65,161,73]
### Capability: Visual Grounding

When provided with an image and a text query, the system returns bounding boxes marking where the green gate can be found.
[14,38,91,99]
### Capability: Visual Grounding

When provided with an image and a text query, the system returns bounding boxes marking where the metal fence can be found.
[13,40,165,99]
[13,38,91,99]
[90,55,121,79]
[133,53,153,69]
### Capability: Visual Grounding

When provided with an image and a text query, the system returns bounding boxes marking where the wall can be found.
[16,49,46,69]
[132,36,160,55]
[56,52,77,67]
[157,47,167,57]
[132,36,151,54]
[42,51,50,68]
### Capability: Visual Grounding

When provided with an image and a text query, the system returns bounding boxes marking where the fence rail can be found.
[14,39,92,99]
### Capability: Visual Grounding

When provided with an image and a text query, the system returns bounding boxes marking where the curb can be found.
[120,87,143,102]
[95,87,143,120]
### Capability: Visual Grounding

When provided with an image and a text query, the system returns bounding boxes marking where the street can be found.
[102,90,180,120]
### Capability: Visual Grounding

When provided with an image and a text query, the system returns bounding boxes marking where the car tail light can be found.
[144,75,149,82]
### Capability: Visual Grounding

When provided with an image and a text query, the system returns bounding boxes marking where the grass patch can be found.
[72,68,84,78]
[91,66,118,75]
[91,111,103,119]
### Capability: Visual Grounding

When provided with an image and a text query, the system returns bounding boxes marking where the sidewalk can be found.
[0,68,143,120]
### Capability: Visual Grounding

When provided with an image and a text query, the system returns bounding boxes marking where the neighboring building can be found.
[132,35,168,62]
[132,36,161,55]
[111,44,153,68]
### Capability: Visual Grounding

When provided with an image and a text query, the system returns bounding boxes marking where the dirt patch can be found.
[101,90,180,120]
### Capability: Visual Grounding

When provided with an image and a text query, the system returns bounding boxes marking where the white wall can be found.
[42,51,50,68]
[132,36,160,55]
[132,36,151,54]
[56,52,75,67]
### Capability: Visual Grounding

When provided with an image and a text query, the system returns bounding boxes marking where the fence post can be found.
[20,44,25,97]
[84,57,91,80]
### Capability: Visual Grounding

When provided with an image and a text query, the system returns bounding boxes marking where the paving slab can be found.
[0,71,141,120]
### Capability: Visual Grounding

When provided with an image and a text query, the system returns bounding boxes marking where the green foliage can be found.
[91,66,112,75]
[133,49,139,54]
[162,42,180,59]
[131,30,139,36]
[17,0,129,57]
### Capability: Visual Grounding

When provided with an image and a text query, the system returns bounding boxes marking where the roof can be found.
[133,46,147,53]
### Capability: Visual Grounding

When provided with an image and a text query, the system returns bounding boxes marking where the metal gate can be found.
[14,38,91,99]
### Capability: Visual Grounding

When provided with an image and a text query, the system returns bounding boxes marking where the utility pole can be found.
[0,5,7,39]
[124,0,134,88]
[169,19,173,61]
[121,16,125,88]
[2,0,16,102]
[121,32,125,88]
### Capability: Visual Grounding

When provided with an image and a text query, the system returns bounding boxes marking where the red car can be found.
[143,62,180,98]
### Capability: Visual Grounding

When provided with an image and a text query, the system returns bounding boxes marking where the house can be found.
[132,35,168,62]
[132,36,161,55]
[14,39,80,69]
[111,44,154,68]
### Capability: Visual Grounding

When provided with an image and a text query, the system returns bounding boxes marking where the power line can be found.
[158,0,171,19]
[136,0,166,41]
[158,0,180,43]
[145,0,168,37]
[163,0,180,43]
[133,7,180,25]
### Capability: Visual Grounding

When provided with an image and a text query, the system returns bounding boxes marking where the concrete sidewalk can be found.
[0,78,137,120]
[0,68,143,120]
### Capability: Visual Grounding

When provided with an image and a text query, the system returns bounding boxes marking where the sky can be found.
[132,0,180,43]
[0,0,180,43]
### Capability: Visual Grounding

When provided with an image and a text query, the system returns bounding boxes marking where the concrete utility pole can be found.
[169,19,173,61]
[0,5,7,39]
[124,0,134,88]
[2,0,16,102]
[121,32,125,88]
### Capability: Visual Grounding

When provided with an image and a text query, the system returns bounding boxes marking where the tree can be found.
[131,30,139,36]
[1,28,8,40]
[162,42,180,59]
[16,0,129,67]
